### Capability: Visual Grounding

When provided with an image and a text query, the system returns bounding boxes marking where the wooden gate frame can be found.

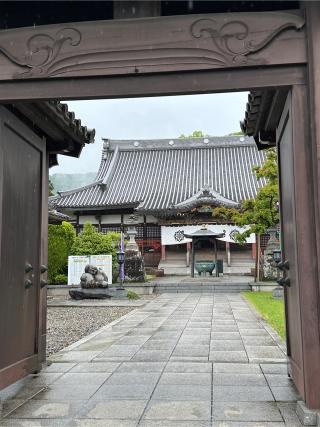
[0,3,320,410]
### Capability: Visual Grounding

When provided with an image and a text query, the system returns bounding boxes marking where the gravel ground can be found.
[46,306,133,355]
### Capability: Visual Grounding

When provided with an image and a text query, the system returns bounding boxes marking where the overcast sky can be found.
[51,91,248,174]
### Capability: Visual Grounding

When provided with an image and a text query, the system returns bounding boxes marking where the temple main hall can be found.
[51,136,266,275]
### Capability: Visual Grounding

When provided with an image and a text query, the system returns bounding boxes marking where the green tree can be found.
[212,148,279,242]
[179,130,207,138]
[70,222,120,275]
[48,221,76,282]
[229,130,244,136]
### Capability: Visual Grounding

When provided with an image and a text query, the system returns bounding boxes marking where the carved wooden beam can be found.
[0,10,305,81]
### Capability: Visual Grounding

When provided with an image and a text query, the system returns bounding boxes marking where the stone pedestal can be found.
[69,288,112,299]
[107,288,128,299]
[69,287,129,300]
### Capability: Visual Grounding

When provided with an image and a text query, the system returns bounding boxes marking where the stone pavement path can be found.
[0,293,302,426]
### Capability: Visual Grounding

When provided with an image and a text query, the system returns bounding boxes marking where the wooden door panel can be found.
[0,107,44,389]
[277,94,304,397]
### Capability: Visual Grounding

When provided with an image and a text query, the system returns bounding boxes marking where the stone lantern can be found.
[262,228,280,280]
[124,215,145,282]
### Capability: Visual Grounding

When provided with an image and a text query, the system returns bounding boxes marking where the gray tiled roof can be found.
[52,136,266,212]
[48,209,71,224]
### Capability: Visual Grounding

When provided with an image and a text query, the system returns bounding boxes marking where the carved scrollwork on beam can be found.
[0,28,81,77]
[191,17,305,66]
[0,11,306,80]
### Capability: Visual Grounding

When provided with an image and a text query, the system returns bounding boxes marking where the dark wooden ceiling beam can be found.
[113,1,161,19]
[0,65,306,102]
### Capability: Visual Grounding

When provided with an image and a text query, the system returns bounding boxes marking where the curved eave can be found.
[173,198,239,211]
[241,89,288,150]
[10,101,95,159]
[172,187,240,211]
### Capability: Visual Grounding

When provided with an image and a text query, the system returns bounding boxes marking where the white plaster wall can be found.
[101,214,121,224]
[146,215,158,223]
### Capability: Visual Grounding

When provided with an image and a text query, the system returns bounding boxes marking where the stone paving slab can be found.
[0,293,303,426]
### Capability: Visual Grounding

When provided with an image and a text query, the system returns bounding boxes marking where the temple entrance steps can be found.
[158,262,254,276]
[161,247,255,275]
[151,275,253,294]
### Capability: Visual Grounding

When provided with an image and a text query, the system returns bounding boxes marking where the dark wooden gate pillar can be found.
[298,3,320,410]
[292,84,320,409]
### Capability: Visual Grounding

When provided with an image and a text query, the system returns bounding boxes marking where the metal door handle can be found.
[25,279,33,289]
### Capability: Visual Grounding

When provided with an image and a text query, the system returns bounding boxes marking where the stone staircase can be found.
[159,263,254,276]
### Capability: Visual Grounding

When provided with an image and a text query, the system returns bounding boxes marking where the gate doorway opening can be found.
[1,85,313,409]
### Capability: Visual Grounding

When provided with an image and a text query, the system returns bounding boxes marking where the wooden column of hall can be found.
[191,240,195,278]
[214,239,218,277]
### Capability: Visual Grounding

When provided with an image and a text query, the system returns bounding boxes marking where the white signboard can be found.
[68,255,89,286]
[90,255,113,285]
[68,254,113,285]
[161,225,255,246]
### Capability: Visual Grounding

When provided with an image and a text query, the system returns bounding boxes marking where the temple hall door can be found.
[0,107,45,389]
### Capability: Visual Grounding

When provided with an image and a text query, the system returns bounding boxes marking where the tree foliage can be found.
[70,222,120,274]
[212,148,279,242]
[229,130,244,136]
[48,221,76,283]
[179,130,207,139]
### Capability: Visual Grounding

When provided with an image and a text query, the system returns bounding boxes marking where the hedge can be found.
[48,221,76,283]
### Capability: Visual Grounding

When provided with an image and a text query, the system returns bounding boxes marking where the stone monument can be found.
[69,264,110,299]
[124,215,146,282]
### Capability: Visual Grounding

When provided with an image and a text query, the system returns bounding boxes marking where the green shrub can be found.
[127,290,140,300]
[48,221,76,283]
[70,222,120,277]
[54,274,68,284]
